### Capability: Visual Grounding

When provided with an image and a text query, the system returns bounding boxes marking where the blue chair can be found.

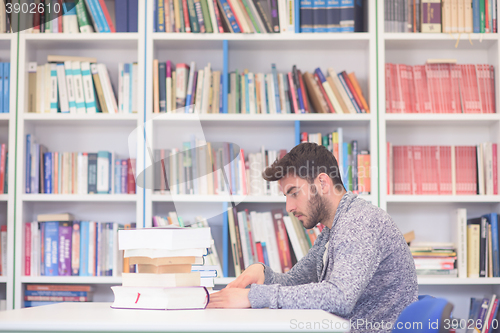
[392,295,454,333]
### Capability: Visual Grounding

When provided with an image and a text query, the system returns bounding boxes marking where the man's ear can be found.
[317,173,331,194]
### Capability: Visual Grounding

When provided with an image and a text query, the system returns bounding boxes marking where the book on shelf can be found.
[24,134,136,195]
[408,241,458,277]
[24,285,93,308]
[23,0,139,33]
[153,60,369,114]
[0,225,6,276]
[466,295,499,333]
[385,0,496,33]
[24,219,125,277]
[27,60,138,114]
[385,62,496,114]
[155,0,366,33]
[387,143,498,196]
[0,62,10,113]
[0,143,8,194]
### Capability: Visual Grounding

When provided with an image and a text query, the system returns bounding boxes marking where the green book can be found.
[75,0,94,33]
[45,1,51,32]
[347,143,353,191]
[186,0,200,32]
[199,0,213,33]
[178,0,186,32]
[480,0,485,33]
[240,0,261,33]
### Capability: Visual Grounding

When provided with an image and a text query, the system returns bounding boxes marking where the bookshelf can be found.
[0,32,17,311]
[377,1,500,322]
[11,2,147,309]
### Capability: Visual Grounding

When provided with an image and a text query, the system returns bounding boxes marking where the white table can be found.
[0,302,350,332]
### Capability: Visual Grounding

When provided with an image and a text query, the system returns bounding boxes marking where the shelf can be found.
[386,195,500,203]
[22,33,140,41]
[20,276,122,284]
[384,33,498,50]
[0,34,13,41]
[152,194,372,203]
[0,276,7,283]
[418,277,500,285]
[0,195,7,202]
[22,194,138,202]
[385,113,500,126]
[149,113,372,124]
[384,33,499,41]
[152,33,371,41]
[23,113,139,126]
[0,114,9,125]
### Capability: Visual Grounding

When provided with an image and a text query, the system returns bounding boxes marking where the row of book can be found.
[23,284,93,308]
[153,61,369,114]
[23,213,126,277]
[385,0,498,33]
[0,144,8,194]
[0,225,6,276]
[25,135,137,194]
[154,0,366,33]
[27,57,138,114]
[301,133,371,194]
[385,62,496,114]
[24,0,138,33]
[387,143,498,195]
[0,63,11,113]
[466,295,499,333]
[113,225,215,310]
[225,206,322,276]
[409,241,457,277]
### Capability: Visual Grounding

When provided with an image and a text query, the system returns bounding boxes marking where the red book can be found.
[412,146,423,195]
[385,64,393,113]
[450,64,462,113]
[341,71,364,113]
[300,132,308,143]
[271,209,292,273]
[26,284,92,291]
[182,0,191,32]
[438,146,452,195]
[58,0,63,32]
[313,73,334,113]
[396,64,407,113]
[406,65,416,113]
[471,146,478,194]
[25,296,90,302]
[425,64,439,113]
[387,142,392,195]
[404,146,413,195]
[493,143,498,195]
[461,65,482,113]
[212,0,225,32]
[255,243,264,263]
[127,158,136,194]
[25,223,31,276]
[489,65,495,113]
[391,64,402,113]
[0,144,5,194]
[297,70,309,113]
[287,73,299,114]
[98,0,117,32]
[430,146,439,194]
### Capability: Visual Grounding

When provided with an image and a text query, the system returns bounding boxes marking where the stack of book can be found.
[153,61,369,114]
[154,0,366,33]
[466,295,499,333]
[0,225,6,276]
[387,143,498,195]
[409,241,457,277]
[112,226,214,310]
[23,0,138,33]
[24,284,93,308]
[385,61,496,114]
[25,134,137,195]
[0,62,10,113]
[301,133,371,194]
[24,213,126,277]
[153,142,285,196]
[27,56,138,114]
[385,0,498,33]
[0,143,7,194]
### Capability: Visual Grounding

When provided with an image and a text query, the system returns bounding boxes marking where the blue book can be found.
[79,221,89,276]
[115,0,128,32]
[44,222,59,276]
[157,0,165,32]
[313,0,327,32]
[271,64,281,113]
[24,301,63,307]
[282,76,291,113]
[128,64,133,113]
[295,0,300,33]
[88,0,110,32]
[114,160,121,194]
[342,142,350,191]
[25,290,90,297]
[44,152,52,194]
[327,0,340,32]
[159,62,166,113]
[337,72,361,113]
[339,0,354,32]
[3,63,9,113]
[473,0,480,33]
[0,63,4,113]
[154,0,158,32]
[484,213,499,277]
[219,74,223,113]
[25,134,31,193]
[128,0,139,32]
[219,0,242,32]
[261,242,270,266]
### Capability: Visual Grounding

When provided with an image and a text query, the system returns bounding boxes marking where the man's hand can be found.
[206,288,251,308]
[225,264,265,289]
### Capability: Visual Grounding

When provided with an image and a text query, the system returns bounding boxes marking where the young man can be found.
[208,142,418,333]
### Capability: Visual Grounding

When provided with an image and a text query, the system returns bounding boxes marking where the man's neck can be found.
[321,189,347,229]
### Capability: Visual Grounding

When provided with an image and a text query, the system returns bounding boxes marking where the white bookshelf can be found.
[0,33,18,311]
[12,3,147,309]
[377,1,500,323]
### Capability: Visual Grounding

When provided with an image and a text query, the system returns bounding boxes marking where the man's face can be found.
[279,174,330,229]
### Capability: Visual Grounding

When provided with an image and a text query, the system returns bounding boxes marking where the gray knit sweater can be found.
[247,192,418,333]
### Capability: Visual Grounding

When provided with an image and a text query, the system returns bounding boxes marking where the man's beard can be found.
[302,191,331,229]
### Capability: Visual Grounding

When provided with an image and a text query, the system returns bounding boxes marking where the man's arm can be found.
[248,227,381,316]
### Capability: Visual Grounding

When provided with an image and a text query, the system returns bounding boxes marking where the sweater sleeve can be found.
[248,224,382,316]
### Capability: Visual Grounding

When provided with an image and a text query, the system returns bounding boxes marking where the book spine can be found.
[128,0,139,32]
[44,222,59,276]
[49,64,58,113]
[25,223,31,276]
[81,62,97,113]
[97,0,116,31]
[58,222,72,276]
